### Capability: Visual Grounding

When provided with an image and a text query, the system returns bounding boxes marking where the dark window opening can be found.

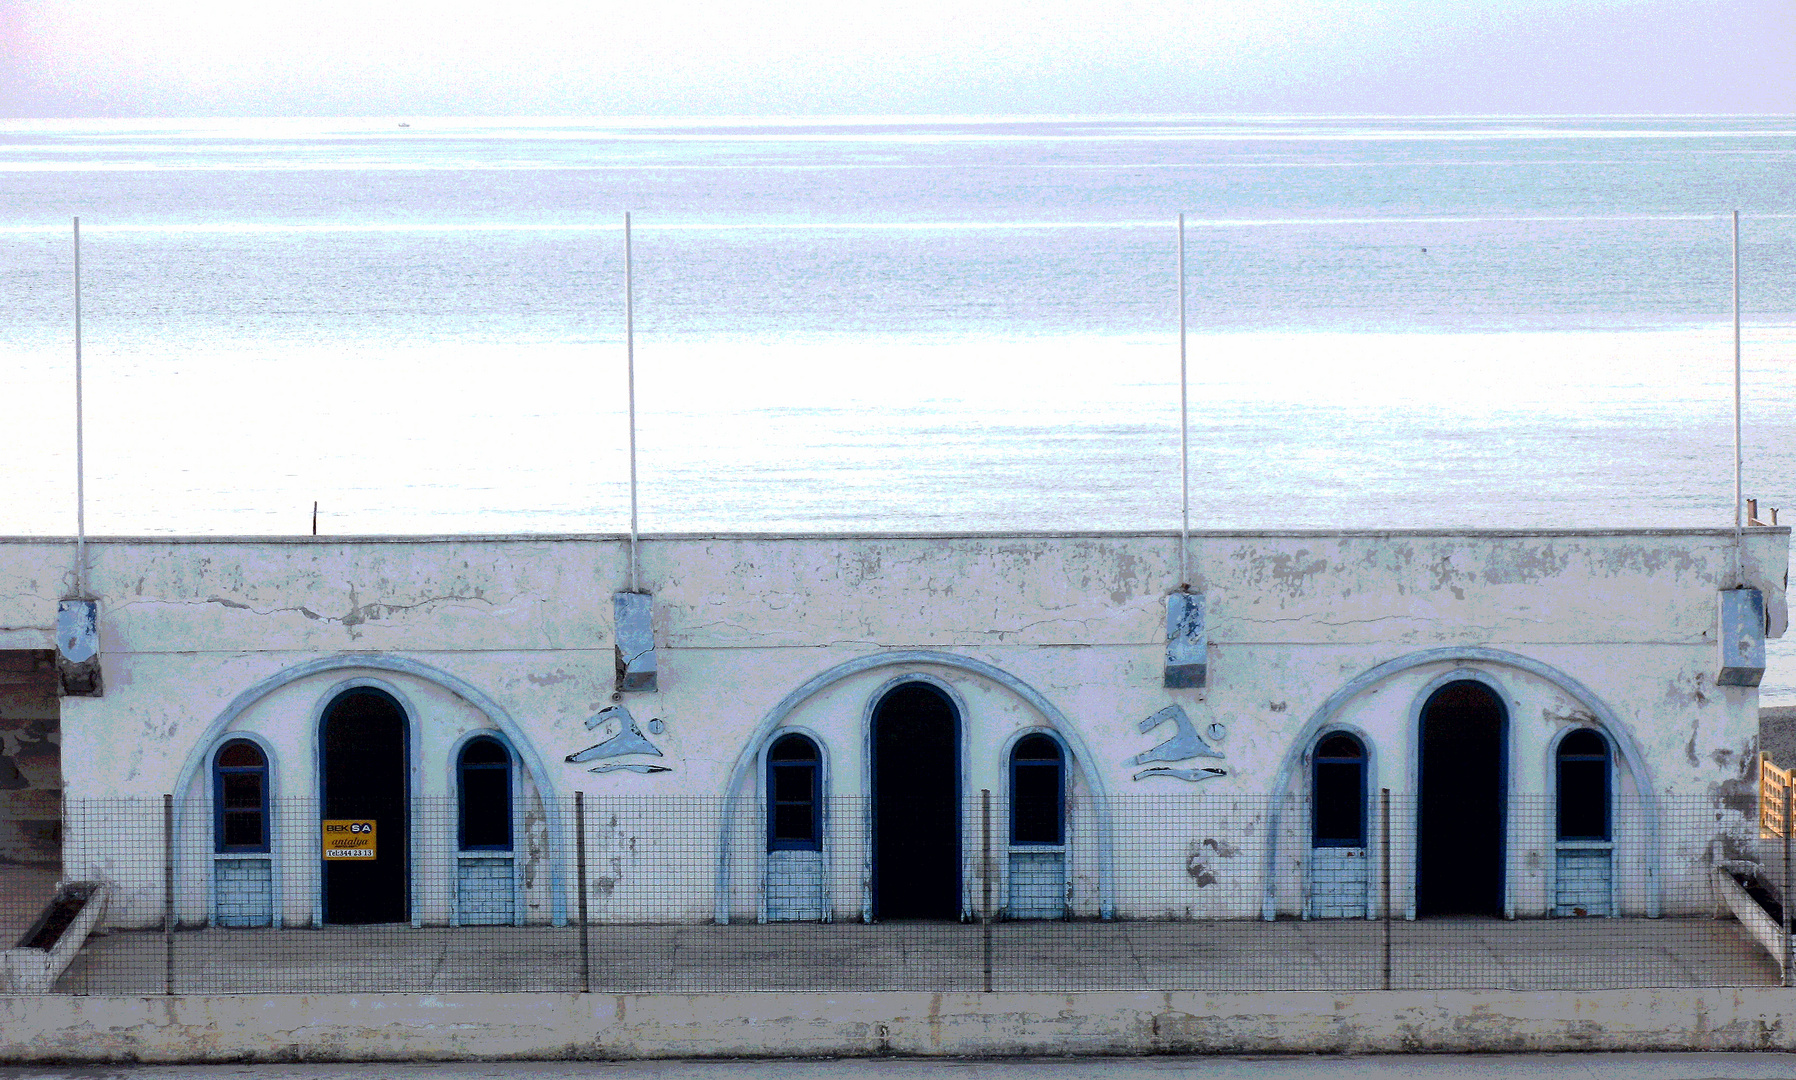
[1417,679,1506,917]
[767,733,821,851]
[871,681,961,920]
[1010,733,1065,846]
[1312,732,1366,848]
[1556,728,1611,842]
[458,736,513,852]
[320,686,410,925]
[213,739,269,854]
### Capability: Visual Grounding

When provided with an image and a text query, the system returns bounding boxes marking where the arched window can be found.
[1010,734,1065,846]
[1556,729,1611,842]
[458,736,513,852]
[767,734,821,851]
[1312,732,1366,848]
[213,739,269,854]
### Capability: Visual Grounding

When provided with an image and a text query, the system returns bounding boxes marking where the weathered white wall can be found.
[0,528,1785,927]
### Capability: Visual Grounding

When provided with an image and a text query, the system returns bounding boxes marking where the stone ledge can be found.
[0,988,1794,1062]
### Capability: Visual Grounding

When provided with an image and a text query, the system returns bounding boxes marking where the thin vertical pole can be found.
[1177,213,1190,588]
[625,213,640,594]
[576,791,591,994]
[981,788,993,993]
[1733,209,1744,586]
[311,501,318,537]
[162,792,174,995]
[73,218,87,596]
[1381,787,1392,991]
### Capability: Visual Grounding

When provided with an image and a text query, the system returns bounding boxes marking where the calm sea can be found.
[2,115,1793,695]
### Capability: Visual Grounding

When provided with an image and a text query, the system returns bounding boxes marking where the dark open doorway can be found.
[321,687,410,924]
[1417,679,1506,917]
[871,681,961,920]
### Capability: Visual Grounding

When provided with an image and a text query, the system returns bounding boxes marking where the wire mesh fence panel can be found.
[22,792,1787,993]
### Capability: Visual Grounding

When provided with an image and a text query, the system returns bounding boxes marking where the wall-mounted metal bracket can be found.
[55,599,103,697]
[1164,591,1206,688]
[613,591,657,693]
[1718,587,1767,687]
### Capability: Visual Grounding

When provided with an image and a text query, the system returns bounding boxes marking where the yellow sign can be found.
[322,819,377,859]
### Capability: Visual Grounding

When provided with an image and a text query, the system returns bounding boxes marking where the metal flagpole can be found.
[1178,213,1189,588]
[1732,210,1743,585]
[73,217,87,597]
[626,212,640,594]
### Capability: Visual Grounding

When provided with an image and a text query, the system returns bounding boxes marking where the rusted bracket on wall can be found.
[1164,590,1206,689]
[55,598,103,697]
[612,591,657,693]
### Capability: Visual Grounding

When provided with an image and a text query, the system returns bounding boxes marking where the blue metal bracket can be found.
[613,591,657,693]
[1164,591,1206,688]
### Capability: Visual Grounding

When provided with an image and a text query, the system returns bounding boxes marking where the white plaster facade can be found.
[0,528,1785,930]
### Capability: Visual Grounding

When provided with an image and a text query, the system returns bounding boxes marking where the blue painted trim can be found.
[1007,732,1066,847]
[997,726,1072,917]
[169,653,567,927]
[197,729,282,928]
[715,649,1115,924]
[765,734,822,852]
[1309,730,1367,850]
[754,723,833,924]
[455,735,515,852]
[1546,724,1618,919]
[1261,646,1662,921]
[1302,722,1379,920]
[1550,726,1613,842]
[445,729,525,927]
[212,739,272,854]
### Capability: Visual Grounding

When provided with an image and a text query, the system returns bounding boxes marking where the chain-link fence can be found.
[2,793,1782,994]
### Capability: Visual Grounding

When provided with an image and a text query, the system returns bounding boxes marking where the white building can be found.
[0,528,1784,932]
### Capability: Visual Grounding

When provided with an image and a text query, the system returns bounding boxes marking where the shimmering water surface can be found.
[2,116,1794,693]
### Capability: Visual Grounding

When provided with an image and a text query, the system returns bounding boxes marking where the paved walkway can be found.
[58,916,1778,994]
[7,1055,1796,1079]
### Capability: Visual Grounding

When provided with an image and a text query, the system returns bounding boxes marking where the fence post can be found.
[1784,784,1792,987]
[576,790,591,995]
[162,792,174,996]
[981,788,993,993]
[1381,787,1392,992]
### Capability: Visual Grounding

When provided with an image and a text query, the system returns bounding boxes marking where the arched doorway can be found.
[1417,679,1506,916]
[320,687,410,924]
[870,681,961,920]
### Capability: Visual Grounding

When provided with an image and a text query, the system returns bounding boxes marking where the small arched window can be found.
[214,739,269,854]
[1313,732,1366,848]
[458,736,513,852]
[1010,734,1065,846]
[1556,729,1611,842]
[767,734,821,851]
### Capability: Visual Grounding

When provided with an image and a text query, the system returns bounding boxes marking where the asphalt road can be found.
[4,1056,1796,1080]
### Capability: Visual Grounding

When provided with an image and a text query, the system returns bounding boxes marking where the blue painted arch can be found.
[170,653,567,926]
[715,649,1115,923]
[1260,646,1661,920]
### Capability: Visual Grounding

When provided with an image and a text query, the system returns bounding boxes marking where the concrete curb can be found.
[0,989,1794,1061]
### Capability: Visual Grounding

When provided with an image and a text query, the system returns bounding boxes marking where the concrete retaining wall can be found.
[3,988,1796,1061]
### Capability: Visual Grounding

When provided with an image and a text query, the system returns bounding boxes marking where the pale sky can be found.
[2,0,1793,117]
